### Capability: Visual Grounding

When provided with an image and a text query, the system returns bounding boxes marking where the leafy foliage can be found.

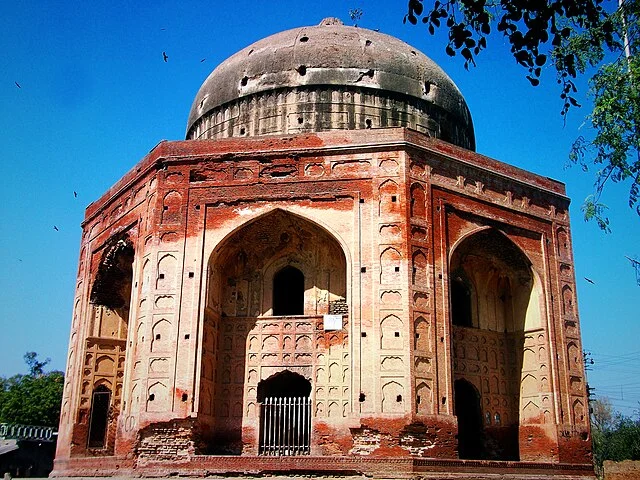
[0,352,64,427]
[406,0,640,229]
[590,398,640,477]
[24,351,51,377]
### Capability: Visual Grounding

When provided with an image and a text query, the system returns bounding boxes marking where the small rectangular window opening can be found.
[188,272,194,278]
[149,394,155,401]
[394,331,400,337]
[159,273,165,279]
[360,266,367,273]
[394,266,400,272]
[396,394,402,402]
[361,332,367,337]
[155,334,161,340]
[391,195,397,202]
[184,334,190,340]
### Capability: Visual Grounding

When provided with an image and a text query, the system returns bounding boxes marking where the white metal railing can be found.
[259,397,310,455]
[0,423,56,441]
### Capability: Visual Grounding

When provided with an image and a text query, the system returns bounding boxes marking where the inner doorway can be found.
[258,371,311,455]
[454,379,483,459]
[87,385,111,448]
[273,266,304,315]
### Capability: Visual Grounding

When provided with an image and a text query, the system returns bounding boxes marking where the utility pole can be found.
[584,351,596,413]
[625,256,640,286]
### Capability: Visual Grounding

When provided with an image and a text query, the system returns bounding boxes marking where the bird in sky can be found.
[15,81,21,88]
[53,225,59,231]
[200,58,206,63]
[584,277,595,284]
[163,51,168,62]
[160,27,166,31]
[73,191,78,198]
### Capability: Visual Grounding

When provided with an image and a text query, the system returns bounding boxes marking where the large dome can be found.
[186,18,475,150]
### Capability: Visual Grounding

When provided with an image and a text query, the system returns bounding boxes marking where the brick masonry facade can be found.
[52,128,593,478]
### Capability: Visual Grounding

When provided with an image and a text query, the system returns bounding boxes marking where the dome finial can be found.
[319,17,343,26]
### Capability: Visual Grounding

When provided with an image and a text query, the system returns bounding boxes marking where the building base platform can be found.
[52,455,595,479]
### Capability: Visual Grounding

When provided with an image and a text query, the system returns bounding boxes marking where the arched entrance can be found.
[450,228,541,460]
[87,385,111,448]
[258,371,312,455]
[76,234,134,454]
[199,209,347,454]
[454,379,483,459]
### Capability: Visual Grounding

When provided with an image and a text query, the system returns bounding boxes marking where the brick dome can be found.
[186,18,475,150]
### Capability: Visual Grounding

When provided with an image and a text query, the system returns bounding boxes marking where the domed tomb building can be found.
[53,18,593,478]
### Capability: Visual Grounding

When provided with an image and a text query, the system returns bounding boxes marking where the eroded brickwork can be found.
[53,127,592,480]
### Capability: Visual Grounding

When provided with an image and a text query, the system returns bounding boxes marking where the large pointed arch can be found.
[207,207,352,270]
[450,227,544,461]
[198,208,348,454]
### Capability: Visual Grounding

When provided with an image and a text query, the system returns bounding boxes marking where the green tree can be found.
[0,352,64,427]
[590,398,640,476]
[23,351,50,377]
[405,0,639,230]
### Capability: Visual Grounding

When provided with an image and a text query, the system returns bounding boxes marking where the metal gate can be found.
[259,396,311,455]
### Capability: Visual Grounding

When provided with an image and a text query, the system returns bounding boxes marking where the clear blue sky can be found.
[1,0,638,416]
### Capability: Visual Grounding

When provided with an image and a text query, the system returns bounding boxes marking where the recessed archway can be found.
[80,234,134,454]
[450,228,541,460]
[199,209,347,454]
[258,370,312,401]
[258,371,312,455]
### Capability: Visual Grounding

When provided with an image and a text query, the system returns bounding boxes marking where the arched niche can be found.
[450,228,543,461]
[208,209,347,317]
[90,235,134,334]
[410,183,426,218]
[257,370,311,401]
[83,233,134,454]
[200,209,347,453]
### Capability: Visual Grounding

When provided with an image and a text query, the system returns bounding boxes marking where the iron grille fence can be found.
[0,423,56,441]
[259,396,311,455]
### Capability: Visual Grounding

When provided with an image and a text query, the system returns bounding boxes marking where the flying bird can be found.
[584,277,595,284]
[73,191,77,198]
[15,81,21,88]
[53,225,59,231]
[162,51,168,62]
[160,27,166,31]
[200,58,206,63]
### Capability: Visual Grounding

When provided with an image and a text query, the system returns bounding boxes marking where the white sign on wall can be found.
[323,314,343,331]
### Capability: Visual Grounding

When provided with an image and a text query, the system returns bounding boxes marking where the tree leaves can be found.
[406,0,615,95]
[591,398,640,476]
[406,0,640,228]
[0,352,63,427]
